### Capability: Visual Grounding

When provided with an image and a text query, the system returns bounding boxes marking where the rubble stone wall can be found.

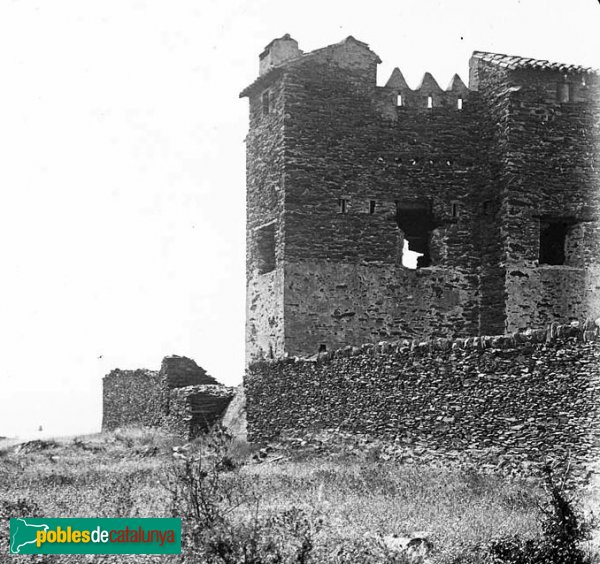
[102,369,164,430]
[245,323,600,468]
[472,60,600,332]
[245,72,287,364]
[279,60,489,357]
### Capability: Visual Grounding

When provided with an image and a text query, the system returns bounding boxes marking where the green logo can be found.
[9,518,181,554]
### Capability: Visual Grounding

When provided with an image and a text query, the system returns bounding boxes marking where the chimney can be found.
[259,34,302,76]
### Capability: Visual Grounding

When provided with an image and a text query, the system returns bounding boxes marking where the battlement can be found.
[379,68,471,112]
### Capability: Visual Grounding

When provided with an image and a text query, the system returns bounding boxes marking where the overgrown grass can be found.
[238,462,541,558]
[0,427,585,563]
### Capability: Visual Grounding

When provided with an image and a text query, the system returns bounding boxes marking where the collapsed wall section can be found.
[160,355,218,387]
[245,322,600,468]
[165,385,237,440]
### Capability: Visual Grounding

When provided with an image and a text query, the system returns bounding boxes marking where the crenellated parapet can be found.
[376,67,471,118]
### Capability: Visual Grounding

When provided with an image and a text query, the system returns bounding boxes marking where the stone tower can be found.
[240,36,600,364]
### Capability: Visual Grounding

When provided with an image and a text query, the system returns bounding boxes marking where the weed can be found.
[113,426,163,447]
[484,462,594,564]
[166,425,321,563]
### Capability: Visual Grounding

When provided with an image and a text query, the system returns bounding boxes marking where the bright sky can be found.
[0,0,598,438]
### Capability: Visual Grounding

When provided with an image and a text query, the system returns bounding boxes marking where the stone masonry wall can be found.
[245,322,600,469]
[284,261,478,349]
[280,58,490,356]
[245,70,287,364]
[160,355,218,388]
[474,60,600,332]
[102,369,163,430]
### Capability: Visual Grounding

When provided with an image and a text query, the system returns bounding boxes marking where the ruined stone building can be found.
[102,356,235,439]
[241,35,600,363]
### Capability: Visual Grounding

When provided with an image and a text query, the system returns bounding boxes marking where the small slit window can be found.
[369,200,376,214]
[427,96,433,109]
[396,94,403,107]
[457,97,463,110]
[451,201,460,218]
[262,91,270,115]
[338,198,348,214]
[255,223,276,274]
[483,200,493,215]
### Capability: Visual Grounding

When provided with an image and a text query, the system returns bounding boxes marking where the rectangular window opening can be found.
[262,91,270,115]
[255,223,276,274]
[369,200,376,214]
[483,200,493,215]
[338,198,348,214]
[396,94,403,107]
[318,344,327,353]
[457,97,463,110]
[427,96,433,109]
[539,220,568,265]
[451,201,460,218]
[396,203,435,269]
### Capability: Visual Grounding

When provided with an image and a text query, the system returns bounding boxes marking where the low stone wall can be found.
[102,369,163,430]
[245,323,600,469]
